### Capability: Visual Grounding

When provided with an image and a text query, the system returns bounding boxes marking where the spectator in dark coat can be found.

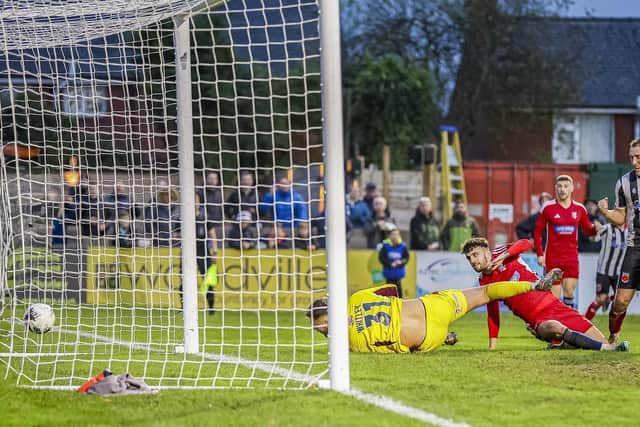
[362,182,390,216]
[578,199,605,253]
[198,171,224,237]
[363,196,395,249]
[144,187,181,247]
[225,171,258,222]
[409,197,440,250]
[227,210,259,250]
[516,192,553,242]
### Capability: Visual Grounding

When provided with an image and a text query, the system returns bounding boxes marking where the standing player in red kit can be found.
[534,175,602,307]
[462,237,628,351]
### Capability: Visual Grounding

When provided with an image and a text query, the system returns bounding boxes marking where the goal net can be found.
[0,0,342,390]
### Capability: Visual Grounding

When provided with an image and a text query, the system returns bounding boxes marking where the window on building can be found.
[61,83,108,117]
[552,113,614,164]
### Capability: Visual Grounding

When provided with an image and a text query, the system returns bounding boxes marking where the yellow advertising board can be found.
[85,247,417,309]
[346,250,416,298]
[86,247,183,306]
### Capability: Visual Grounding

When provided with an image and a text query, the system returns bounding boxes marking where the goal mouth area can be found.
[0,0,346,392]
[0,308,329,389]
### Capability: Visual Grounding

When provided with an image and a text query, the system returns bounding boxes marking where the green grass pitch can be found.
[1,310,639,427]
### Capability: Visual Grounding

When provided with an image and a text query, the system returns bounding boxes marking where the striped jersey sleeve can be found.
[596,224,627,277]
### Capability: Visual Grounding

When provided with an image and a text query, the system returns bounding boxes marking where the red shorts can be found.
[546,258,579,280]
[530,299,593,333]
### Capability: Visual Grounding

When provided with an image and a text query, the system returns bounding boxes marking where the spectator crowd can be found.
[347,182,479,252]
[51,170,603,257]
[47,169,325,254]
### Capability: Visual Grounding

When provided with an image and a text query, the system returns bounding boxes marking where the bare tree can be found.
[342,0,577,159]
[448,0,579,158]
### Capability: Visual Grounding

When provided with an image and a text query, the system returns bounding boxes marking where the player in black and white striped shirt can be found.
[584,224,627,320]
[598,138,640,343]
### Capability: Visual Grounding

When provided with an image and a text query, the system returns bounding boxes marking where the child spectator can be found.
[378,226,409,297]
[104,182,132,221]
[228,210,259,250]
[108,210,135,248]
[293,221,319,250]
[265,223,291,249]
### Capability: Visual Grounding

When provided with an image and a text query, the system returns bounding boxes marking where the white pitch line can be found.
[56,327,471,426]
[346,388,472,427]
[62,327,317,385]
[0,352,90,357]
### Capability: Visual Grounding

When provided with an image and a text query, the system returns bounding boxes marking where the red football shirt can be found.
[533,200,596,262]
[479,239,559,338]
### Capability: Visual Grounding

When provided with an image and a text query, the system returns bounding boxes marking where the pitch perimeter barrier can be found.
[415,251,640,314]
[11,247,639,314]
[81,247,419,309]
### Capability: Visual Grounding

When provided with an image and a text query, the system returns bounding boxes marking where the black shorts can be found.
[617,247,640,290]
[595,273,617,295]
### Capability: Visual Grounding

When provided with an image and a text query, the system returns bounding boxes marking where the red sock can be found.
[585,302,599,320]
[609,310,627,335]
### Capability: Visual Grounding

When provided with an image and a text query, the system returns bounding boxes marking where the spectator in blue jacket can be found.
[346,186,372,228]
[378,226,409,298]
[259,175,308,229]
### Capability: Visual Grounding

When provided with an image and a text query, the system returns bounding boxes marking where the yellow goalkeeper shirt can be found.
[348,284,410,353]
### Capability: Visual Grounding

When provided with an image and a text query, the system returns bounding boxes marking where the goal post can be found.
[319,0,350,392]
[174,11,199,356]
[0,0,349,390]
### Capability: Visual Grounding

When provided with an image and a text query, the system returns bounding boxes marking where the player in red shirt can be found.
[462,237,629,351]
[534,175,601,307]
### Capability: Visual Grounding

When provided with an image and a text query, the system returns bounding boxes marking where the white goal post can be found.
[0,0,348,390]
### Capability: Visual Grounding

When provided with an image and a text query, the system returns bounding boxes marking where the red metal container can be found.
[463,162,589,247]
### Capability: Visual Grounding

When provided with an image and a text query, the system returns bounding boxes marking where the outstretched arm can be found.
[508,239,532,257]
[490,239,532,271]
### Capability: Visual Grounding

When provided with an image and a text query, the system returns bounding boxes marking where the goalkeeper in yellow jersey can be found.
[306,268,562,353]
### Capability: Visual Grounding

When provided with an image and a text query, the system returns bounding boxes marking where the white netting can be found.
[0,0,328,389]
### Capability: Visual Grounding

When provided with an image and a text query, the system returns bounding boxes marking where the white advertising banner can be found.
[416,252,479,294]
[416,251,640,315]
[488,204,514,223]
